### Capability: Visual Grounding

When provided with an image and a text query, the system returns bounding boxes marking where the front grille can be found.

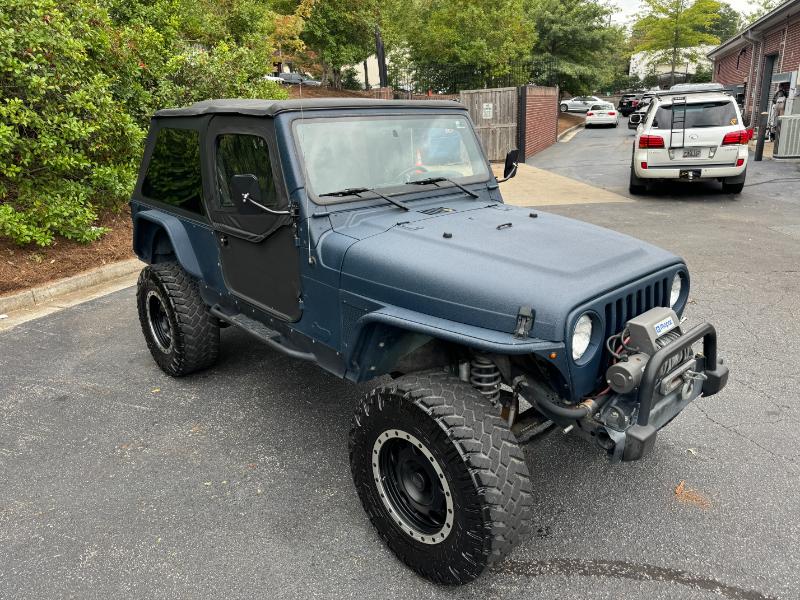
[603,276,670,340]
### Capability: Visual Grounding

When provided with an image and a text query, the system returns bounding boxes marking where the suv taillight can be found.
[639,134,665,149]
[722,130,749,145]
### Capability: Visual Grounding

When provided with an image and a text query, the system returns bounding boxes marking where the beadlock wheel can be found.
[372,429,454,545]
[349,370,533,584]
[145,290,173,353]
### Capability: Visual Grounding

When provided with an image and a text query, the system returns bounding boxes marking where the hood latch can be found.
[514,305,534,339]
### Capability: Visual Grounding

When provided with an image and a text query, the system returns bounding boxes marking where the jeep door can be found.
[204,116,301,321]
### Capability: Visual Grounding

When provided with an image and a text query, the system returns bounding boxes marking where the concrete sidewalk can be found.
[498,163,632,207]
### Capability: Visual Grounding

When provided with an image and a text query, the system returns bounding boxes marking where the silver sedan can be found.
[559,96,602,113]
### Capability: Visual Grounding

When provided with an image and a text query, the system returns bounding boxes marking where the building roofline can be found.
[707,0,800,59]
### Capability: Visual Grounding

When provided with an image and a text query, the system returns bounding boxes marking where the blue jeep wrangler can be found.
[131,98,728,584]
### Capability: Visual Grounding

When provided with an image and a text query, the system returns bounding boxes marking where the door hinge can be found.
[514,305,534,339]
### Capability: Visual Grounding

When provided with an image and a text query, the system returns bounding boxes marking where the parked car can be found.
[628,93,656,129]
[130,98,728,585]
[278,72,322,86]
[629,89,748,194]
[585,103,619,127]
[618,93,641,116]
[560,95,603,113]
[263,74,286,84]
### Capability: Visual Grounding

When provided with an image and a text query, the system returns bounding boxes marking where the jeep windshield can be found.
[294,115,490,203]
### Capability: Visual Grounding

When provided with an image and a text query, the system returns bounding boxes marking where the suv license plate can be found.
[683,148,701,158]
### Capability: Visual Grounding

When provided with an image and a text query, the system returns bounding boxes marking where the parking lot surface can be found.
[2,125,800,599]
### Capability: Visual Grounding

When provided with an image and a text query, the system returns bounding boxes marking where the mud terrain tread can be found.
[349,370,533,584]
[137,262,219,376]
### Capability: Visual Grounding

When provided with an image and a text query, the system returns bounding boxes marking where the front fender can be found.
[345,304,567,383]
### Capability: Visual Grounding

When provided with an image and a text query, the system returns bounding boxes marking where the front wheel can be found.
[560,103,568,113]
[349,371,533,584]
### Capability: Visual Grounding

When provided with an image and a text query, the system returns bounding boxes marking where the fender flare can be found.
[345,305,564,382]
[132,210,203,279]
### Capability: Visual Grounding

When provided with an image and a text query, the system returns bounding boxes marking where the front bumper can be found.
[592,323,728,462]
[634,163,747,180]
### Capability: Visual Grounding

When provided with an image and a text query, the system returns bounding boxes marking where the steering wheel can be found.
[397,165,429,183]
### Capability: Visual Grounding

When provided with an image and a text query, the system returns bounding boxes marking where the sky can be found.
[611,0,759,26]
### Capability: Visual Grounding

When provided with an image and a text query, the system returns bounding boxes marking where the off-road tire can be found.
[136,262,219,376]
[560,103,568,113]
[349,370,533,584]
[721,180,744,194]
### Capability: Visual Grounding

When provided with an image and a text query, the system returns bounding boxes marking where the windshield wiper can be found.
[405,176,479,199]
[319,187,410,211]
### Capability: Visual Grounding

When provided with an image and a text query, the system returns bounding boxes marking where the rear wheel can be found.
[722,170,745,194]
[629,164,647,195]
[137,262,219,376]
[349,370,532,584]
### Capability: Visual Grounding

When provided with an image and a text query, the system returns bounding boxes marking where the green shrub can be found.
[0,0,144,246]
[0,0,288,247]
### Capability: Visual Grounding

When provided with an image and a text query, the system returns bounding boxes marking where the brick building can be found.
[708,0,800,125]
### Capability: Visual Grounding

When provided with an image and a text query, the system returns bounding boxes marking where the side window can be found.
[215,134,278,210]
[142,128,204,215]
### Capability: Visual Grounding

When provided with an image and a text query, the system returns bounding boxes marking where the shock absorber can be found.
[469,355,501,404]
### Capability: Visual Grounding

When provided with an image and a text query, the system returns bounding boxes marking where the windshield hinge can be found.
[514,305,534,339]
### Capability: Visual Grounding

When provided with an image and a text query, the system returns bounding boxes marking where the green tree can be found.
[703,2,741,41]
[300,0,377,87]
[525,0,620,94]
[634,0,721,87]
[744,0,789,21]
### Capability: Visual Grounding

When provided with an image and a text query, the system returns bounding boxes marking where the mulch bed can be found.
[558,112,585,135]
[0,208,134,296]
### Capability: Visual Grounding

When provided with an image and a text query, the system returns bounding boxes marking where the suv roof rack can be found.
[655,88,731,98]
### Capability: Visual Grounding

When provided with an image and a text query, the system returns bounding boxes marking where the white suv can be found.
[629,90,749,194]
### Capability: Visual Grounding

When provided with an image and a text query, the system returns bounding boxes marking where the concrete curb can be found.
[0,258,142,314]
[558,122,585,141]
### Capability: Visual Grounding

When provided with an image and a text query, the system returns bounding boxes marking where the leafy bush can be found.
[0,0,288,247]
[0,0,144,245]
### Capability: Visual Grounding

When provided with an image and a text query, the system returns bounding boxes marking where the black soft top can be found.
[154,98,466,118]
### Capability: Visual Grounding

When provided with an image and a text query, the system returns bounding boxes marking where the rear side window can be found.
[215,134,278,210]
[652,101,738,129]
[142,128,204,215]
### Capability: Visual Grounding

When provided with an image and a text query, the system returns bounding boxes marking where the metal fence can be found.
[388,59,559,98]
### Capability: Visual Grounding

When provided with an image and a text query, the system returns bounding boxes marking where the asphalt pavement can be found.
[2,125,799,599]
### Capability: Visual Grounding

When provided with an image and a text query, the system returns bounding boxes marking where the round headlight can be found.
[572,314,593,361]
[670,275,683,307]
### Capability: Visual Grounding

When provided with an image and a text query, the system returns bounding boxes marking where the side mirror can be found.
[498,149,519,182]
[629,113,642,124]
[230,174,262,213]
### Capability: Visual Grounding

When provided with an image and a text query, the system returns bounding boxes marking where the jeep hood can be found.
[333,203,681,341]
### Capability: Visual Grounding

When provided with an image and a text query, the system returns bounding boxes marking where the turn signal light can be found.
[722,130,749,145]
[608,111,616,116]
[639,135,665,149]
[736,158,745,167]
[587,112,594,116]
